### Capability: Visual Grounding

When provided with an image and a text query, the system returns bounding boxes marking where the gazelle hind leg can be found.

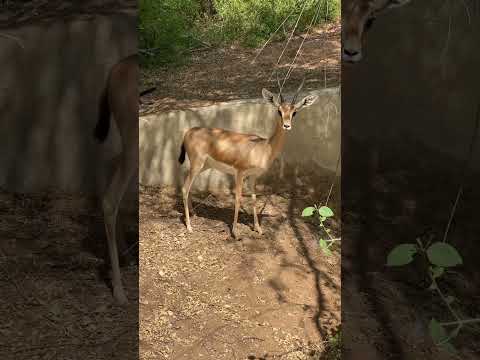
[102,151,135,305]
[232,171,245,238]
[182,159,204,232]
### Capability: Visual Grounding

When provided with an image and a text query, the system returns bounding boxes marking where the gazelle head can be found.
[342,0,411,63]
[262,78,319,131]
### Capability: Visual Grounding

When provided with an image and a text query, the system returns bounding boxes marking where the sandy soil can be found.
[139,179,341,360]
[0,190,139,359]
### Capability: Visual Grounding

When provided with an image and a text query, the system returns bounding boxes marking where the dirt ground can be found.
[0,190,139,359]
[140,23,341,114]
[0,0,136,28]
[139,176,341,360]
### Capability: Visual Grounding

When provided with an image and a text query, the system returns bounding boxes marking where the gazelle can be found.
[342,0,411,63]
[94,54,155,305]
[178,80,318,238]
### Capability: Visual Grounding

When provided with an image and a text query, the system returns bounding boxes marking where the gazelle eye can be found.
[292,111,297,117]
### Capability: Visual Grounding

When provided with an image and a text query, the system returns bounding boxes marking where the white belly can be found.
[205,157,236,175]
[204,156,265,177]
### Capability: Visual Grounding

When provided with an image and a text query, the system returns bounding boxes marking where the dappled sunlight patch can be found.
[140,186,340,359]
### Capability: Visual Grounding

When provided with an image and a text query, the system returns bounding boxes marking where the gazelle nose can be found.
[343,48,359,57]
[283,124,291,130]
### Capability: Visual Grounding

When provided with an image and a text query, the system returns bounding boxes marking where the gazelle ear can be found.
[294,94,318,111]
[262,88,280,107]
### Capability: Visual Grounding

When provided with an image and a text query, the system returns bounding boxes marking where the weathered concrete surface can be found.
[139,87,340,191]
[0,10,137,196]
[342,0,480,169]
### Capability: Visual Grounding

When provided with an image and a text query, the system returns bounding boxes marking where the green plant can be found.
[209,0,340,47]
[138,0,340,66]
[387,236,480,353]
[302,204,338,255]
[386,104,480,355]
[138,0,201,66]
[322,327,341,360]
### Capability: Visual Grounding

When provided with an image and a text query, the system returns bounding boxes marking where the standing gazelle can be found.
[342,0,411,63]
[178,80,318,238]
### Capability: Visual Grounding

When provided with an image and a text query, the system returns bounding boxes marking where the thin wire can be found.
[281,0,323,89]
[268,0,309,88]
[325,152,341,207]
[442,101,480,243]
[251,13,293,64]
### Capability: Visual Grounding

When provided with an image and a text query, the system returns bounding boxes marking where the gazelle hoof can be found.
[187,225,193,233]
[113,287,128,305]
[232,228,239,239]
[255,226,263,235]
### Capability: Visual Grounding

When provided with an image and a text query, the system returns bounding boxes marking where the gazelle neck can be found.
[268,119,287,162]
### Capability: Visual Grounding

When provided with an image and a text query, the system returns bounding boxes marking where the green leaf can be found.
[319,239,328,249]
[427,242,463,267]
[430,266,444,279]
[318,206,334,218]
[302,207,315,217]
[386,244,418,266]
[319,239,332,256]
[429,318,448,345]
[430,318,458,353]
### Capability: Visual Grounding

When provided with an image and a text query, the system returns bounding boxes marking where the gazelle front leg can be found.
[187,194,194,216]
[232,171,245,238]
[250,176,262,235]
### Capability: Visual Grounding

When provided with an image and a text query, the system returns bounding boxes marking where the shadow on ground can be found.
[342,134,480,360]
[139,163,341,359]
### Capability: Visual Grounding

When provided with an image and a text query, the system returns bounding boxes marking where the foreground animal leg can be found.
[232,171,245,238]
[102,151,135,305]
[250,176,262,235]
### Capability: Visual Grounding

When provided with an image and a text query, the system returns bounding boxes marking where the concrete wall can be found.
[139,87,340,191]
[342,0,480,169]
[0,10,137,195]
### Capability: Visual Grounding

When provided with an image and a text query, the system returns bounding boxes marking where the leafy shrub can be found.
[139,0,201,66]
[138,0,340,66]
[209,0,339,47]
